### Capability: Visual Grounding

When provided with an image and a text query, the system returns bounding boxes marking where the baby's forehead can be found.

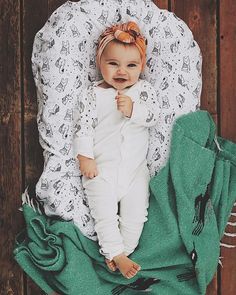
[102,41,142,60]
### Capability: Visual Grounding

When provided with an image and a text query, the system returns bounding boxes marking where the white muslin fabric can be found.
[76,79,157,259]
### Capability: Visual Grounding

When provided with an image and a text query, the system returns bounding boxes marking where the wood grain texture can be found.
[22,1,48,294]
[0,1,24,293]
[23,0,48,113]
[0,1,21,113]
[219,1,236,294]
[48,0,67,16]
[23,0,46,191]
[219,0,236,142]
[21,0,48,194]
[152,0,169,10]
[171,0,218,116]
[0,114,24,295]
[206,273,218,295]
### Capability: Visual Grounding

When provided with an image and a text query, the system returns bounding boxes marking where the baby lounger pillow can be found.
[31,0,202,240]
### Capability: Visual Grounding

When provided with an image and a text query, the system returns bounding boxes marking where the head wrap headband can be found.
[96,21,147,71]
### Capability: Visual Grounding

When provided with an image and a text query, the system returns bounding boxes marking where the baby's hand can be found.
[115,92,133,118]
[77,155,98,179]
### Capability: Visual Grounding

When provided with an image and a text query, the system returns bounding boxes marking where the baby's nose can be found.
[117,67,126,75]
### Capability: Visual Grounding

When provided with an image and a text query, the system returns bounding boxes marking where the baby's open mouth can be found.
[114,78,127,82]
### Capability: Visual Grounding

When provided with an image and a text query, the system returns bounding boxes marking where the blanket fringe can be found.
[214,136,223,151]
[19,187,43,215]
[220,242,236,249]
[220,205,236,254]
[227,221,236,226]
[218,256,223,267]
[223,232,236,237]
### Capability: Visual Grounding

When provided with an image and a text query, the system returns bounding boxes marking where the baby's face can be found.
[99,41,143,90]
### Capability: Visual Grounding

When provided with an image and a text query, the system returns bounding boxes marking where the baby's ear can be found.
[95,56,100,71]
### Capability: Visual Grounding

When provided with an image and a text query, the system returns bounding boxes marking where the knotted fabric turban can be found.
[96,21,147,71]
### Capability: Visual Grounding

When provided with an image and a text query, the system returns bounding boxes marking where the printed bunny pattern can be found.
[32,0,202,240]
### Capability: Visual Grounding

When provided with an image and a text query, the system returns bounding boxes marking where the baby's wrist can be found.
[77,154,92,161]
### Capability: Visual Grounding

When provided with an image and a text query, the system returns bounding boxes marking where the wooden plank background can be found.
[0,0,235,294]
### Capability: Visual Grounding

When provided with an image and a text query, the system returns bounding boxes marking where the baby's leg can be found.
[82,175,125,262]
[119,167,150,257]
[110,167,149,279]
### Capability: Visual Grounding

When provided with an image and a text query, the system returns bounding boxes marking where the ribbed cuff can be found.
[73,136,94,159]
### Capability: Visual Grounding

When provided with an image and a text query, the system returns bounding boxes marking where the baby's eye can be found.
[109,62,117,66]
[128,64,137,67]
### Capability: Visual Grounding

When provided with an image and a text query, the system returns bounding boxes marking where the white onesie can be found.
[73,79,160,260]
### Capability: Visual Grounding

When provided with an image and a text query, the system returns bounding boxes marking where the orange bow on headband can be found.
[96,21,147,71]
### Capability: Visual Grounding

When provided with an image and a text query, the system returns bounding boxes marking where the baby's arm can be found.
[73,85,98,178]
[129,81,160,127]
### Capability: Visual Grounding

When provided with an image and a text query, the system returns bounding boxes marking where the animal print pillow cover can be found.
[31,0,202,240]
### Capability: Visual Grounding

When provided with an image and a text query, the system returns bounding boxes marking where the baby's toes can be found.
[133,263,141,271]
[105,259,117,271]
[110,263,117,271]
[125,272,133,279]
[126,269,137,279]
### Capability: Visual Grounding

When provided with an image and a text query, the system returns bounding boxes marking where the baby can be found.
[74,21,160,279]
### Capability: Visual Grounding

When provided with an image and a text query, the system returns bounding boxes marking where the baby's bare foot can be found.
[113,253,141,279]
[105,258,117,271]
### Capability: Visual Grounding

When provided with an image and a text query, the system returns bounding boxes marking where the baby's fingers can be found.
[86,169,98,179]
[93,168,99,178]
[84,171,93,178]
[88,173,94,179]
[115,94,128,101]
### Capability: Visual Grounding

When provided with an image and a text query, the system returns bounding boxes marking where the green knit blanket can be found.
[13,111,236,295]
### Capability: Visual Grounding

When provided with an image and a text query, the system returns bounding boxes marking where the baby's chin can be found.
[111,79,137,90]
